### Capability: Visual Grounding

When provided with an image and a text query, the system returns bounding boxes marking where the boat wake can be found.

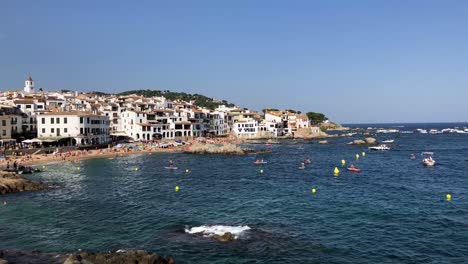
[184,225,251,239]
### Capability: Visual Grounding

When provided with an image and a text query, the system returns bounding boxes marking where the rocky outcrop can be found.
[0,172,48,195]
[63,250,175,264]
[185,143,248,155]
[347,137,378,146]
[213,232,235,242]
[0,250,175,264]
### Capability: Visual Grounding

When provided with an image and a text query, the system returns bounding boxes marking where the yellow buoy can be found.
[362,151,366,157]
[334,167,340,174]
[356,154,360,159]
[185,169,189,173]
[42,165,46,169]
[134,167,138,171]
[175,186,179,192]
[76,167,80,170]
[311,188,316,194]
[260,169,264,174]
[341,159,346,166]
[446,194,452,201]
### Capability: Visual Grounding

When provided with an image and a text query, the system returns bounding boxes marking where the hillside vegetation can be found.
[117,89,236,110]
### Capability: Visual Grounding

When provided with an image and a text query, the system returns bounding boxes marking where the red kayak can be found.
[347,167,361,172]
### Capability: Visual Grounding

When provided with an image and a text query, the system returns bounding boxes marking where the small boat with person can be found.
[253,159,268,165]
[382,139,394,143]
[347,164,361,172]
[368,144,390,151]
[422,152,435,166]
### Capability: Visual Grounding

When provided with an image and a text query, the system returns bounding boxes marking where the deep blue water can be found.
[1,123,467,263]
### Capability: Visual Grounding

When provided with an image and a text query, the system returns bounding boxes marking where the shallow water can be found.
[1,123,467,263]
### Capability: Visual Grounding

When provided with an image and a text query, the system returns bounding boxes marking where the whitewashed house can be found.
[37,111,110,145]
[233,118,258,138]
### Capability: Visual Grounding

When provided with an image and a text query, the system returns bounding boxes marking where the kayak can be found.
[347,167,361,172]
[165,167,178,170]
[253,161,268,164]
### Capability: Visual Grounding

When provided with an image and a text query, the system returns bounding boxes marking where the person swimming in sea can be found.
[304,158,311,164]
[299,162,306,169]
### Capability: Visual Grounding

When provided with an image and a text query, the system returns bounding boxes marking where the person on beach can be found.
[13,161,17,171]
[6,161,10,170]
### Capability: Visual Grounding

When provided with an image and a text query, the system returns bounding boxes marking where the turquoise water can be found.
[1,124,467,263]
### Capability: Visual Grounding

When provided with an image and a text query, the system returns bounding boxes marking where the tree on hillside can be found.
[306,112,327,124]
[262,108,280,114]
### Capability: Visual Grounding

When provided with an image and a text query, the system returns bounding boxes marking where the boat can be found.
[253,160,268,164]
[422,152,435,166]
[165,166,178,170]
[382,139,394,143]
[368,144,390,151]
[347,167,361,172]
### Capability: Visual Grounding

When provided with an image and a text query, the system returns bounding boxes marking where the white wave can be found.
[185,225,251,239]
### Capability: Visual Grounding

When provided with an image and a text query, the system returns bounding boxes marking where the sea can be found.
[1,123,467,264]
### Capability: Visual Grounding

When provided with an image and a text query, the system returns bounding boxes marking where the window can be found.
[2,130,5,136]
[64,128,68,133]
[87,117,90,124]
[26,105,32,109]
[80,117,83,124]
[51,128,55,133]
[51,118,54,124]
[1,120,5,126]
[42,128,45,133]
[64,117,67,124]
[37,105,43,109]
[56,117,60,124]
[41,118,45,124]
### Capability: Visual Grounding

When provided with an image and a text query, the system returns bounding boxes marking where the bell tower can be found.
[24,76,34,93]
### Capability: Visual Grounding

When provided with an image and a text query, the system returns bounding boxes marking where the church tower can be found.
[24,76,34,93]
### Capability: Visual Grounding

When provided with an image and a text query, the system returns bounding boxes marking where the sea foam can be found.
[185,225,251,239]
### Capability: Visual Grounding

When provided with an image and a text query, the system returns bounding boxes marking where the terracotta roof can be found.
[39,111,106,117]
[14,99,35,104]
[175,121,192,125]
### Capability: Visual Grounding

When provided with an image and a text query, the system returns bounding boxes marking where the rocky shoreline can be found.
[0,249,175,264]
[0,172,49,195]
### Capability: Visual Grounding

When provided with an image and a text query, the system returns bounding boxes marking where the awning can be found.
[110,132,129,137]
[38,136,71,142]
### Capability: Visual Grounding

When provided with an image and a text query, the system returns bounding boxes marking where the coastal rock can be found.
[185,143,247,155]
[213,232,235,242]
[0,172,48,195]
[63,250,175,264]
[347,137,378,146]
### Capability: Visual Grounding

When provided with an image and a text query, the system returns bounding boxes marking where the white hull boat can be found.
[422,152,435,166]
[369,144,390,151]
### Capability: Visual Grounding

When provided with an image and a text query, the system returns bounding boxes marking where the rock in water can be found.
[364,137,377,144]
[0,172,48,195]
[213,232,236,242]
[64,250,175,264]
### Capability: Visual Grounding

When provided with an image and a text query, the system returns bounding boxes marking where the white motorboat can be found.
[368,144,390,151]
[422,152,435,166]
[382,139,394,143]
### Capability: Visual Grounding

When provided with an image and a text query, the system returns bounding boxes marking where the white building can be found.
[233,118,258,138]
[37,111,110,145]
[24,76,34,93]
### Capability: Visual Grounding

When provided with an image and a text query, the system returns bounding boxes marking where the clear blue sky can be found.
[1,0,467,123]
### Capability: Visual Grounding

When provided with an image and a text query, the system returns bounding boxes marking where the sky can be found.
[1,0,467,123]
